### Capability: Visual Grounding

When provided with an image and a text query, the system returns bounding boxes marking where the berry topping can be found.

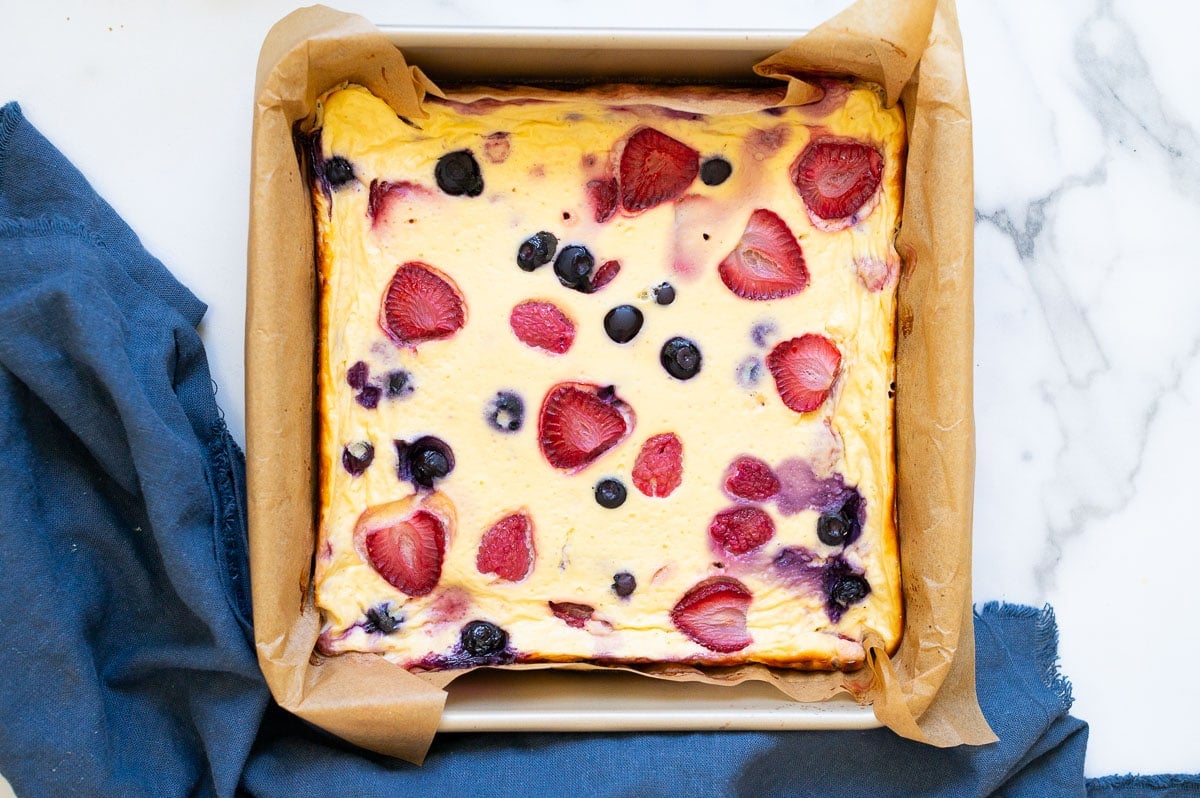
[587,177,619,223]
[324,156,355,188]
[817,492,863,547]
[461,620,508,657]
[362,508,447,597]
[363,604,401,634]
[670,576,753,653]
[483,132,511,164]
[791,137,884,221]
[384,369,414,398]
[653,282,676,305]
[591,259,621,292]
[342,441,375,476]
[434,149,484,196]
[367,180,425,221]
[619,127,699,212]
[612,571,637,598]
[538,382,635,472]
[828,572,871,613]
[708,506,776,555]
[735,357,764,389]
[486,391,525,433]
[396,436,456,489]
[603,304,644,344]
[549,601,595,629]
[355,385,381,409]
[700,157,732,186]
[750,321,777,348]
[631,433,683,498]
[660,337,702,380]
[380,262,466,348]
[510,301,576,354]
[477,512,535,582]
[553,245,595,291]
[722,456,781,501]
[718,209,808,300]
[765,334,842,413]
[594,478,628,509]
[517,231,558,271]
[817,514,850,547]
[346,360,369,390]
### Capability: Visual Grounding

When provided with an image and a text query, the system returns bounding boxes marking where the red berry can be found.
[509,300,576,355]
[717,209,808,300]
[590,259,621,292]
[538,382,635,472]
[722,456,780,501]
[670,576,753,653]
[765,334,842,413]
[631,433,683,498]
[476,511,535,582]
[708,506,776,555]
[588,177,619,223]
[791,137,884,221]
[549,601,595,629]
[362,509,447,597]
[618,127,699,212]
[380,262,466,348]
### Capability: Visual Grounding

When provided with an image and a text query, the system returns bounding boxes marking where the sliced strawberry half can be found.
[619,127,699,212]
[791,137,884,222]
[476,511,535,582]
[548,601,595,629]
[538,382,635,472]
[766,334,842,414]
[380,262,466,348]
[509,300,576,355]
[670,576,753,653]
[587,177,619,223]
[722,455,781,502]
[709,506,776,555]
[717,209,808,300]
[632,432,683,498]
[361,509,447,597]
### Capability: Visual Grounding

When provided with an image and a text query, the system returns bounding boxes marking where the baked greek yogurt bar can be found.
[309,80,904,671]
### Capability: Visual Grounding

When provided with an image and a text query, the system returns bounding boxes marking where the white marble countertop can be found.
[2,0,1197,783]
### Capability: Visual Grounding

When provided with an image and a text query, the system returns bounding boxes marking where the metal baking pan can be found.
[374,24,880,734]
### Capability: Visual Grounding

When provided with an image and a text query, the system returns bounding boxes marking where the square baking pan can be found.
[372,24,881,733]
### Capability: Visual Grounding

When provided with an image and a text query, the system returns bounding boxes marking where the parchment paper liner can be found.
[246,0,994,763]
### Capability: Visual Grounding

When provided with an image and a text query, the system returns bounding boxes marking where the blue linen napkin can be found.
[1,101,1196,798]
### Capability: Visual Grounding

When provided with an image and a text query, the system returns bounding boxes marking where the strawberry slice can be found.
[548,601,595,629]
[509,300,576,355]
[476,511,535,582]
[587,177,619,223]
[361,510,447,597]
[590,259,621,292]
[670,576,753,653]
[619,127,699,212]
[708,506,776,555]
[791,137,884,222]
[632,432,683,498]
[766,334,842,413]
[718,209,808,300]
[380,262,466,348]
[722,456,781,501]
[538,382,635,472]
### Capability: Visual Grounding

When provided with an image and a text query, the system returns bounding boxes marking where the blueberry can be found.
[384,369,413,398]
[435,150,484,196]
[603,305,644,344]
[817,513,850,546]
[700,157,732,186]
[325,156,356,188]
[486,391,525,432]
[735,356,763,388]
[594,478,627,508]
[829,573,871,610]
[396,436,455,489]
[346,360,369,390]
[612,571,637,598]
[660,337,702,380]
[517,231,558,271]
[355,385,381,409]
[553,245,595,291]
[461,620,508,657]
[653,282,676,305]
[750,321,777,348]
[363,604,401,634]
[342,441,374,476]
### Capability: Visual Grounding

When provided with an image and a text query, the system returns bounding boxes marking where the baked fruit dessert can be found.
[308,80,904,671]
